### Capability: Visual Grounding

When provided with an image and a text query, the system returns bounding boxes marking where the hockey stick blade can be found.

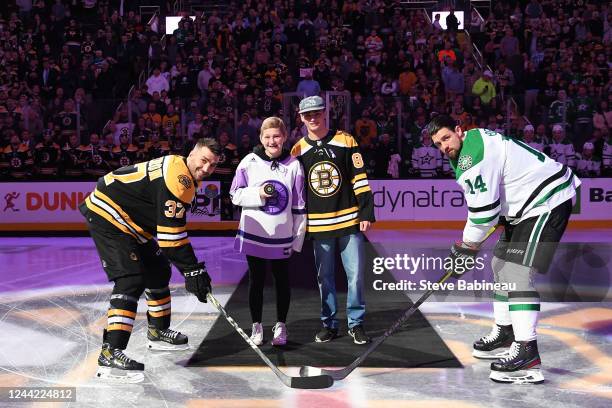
[290,374,334,389]
[300,226,500,381]
[206,293,334,389]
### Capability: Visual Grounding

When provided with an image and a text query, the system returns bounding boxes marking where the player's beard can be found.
[447,139,462,160]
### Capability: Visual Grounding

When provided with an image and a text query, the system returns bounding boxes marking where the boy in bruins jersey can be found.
[427,115,580,384]
[79,138,220,383]
[291,96,375,345]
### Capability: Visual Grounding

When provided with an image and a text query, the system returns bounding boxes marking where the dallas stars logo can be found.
[458,155,473,171]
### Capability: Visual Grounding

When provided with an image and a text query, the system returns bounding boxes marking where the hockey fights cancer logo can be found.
[259,180,289,215]
[309,161,341,197]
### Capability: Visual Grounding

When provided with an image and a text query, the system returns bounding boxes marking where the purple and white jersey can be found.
[230,150,307,259]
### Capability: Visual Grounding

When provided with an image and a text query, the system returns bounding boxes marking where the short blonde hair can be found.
[260,116,287,138]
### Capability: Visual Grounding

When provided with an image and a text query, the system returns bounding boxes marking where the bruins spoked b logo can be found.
[309,161,341,197]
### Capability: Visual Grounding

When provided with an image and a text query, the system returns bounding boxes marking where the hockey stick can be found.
[206,293,334,389]
[300,225,499,381]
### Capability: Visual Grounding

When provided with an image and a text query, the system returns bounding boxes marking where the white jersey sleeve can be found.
[230,154,265,207]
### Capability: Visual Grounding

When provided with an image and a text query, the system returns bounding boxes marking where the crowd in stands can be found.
[0,0,610,184]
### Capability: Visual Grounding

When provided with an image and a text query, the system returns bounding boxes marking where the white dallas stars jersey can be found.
[452,129,580,243]
[412,143,442,177]
[291,130,375,239]
[576,156,601,177]
[230,148,307,259]
[548,139,576,168]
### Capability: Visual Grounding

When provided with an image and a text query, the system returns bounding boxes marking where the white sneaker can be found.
[250,322,263,346]
[271,322,287,346]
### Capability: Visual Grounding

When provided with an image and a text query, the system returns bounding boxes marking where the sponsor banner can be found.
[0,182,92,223]
[0,181,221,225]
[0,179,609,228]
[370,178,612,221]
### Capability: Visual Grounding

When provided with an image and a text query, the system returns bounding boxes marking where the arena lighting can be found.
[431,11,465,30]
[165,16,196,34]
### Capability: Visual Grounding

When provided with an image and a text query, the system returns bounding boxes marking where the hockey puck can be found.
[264,183,276,196]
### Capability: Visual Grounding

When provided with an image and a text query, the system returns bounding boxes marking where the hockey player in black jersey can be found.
[79,138,221,383]
[291,96,376,345]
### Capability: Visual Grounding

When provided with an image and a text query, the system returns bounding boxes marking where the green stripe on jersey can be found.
[469,212,500,225]
[533,174,574,207]
[452,129,484,180]
[509,304,541,311]
[494,293,508,301]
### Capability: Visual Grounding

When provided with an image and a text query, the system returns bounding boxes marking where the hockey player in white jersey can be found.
[576,142,601,177]
[426,114,580,384]
[548,124,576,169]
[230,117,307,347]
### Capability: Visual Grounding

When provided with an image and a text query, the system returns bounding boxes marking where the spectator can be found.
[572,84,596,151]
[576,142,601,177]
[593,100,612,133]
[411,130,441,178]
[521,124,546,152]
[364,29,383,66]
[146,68,170,96]
[433,14,443,32]
[549,124,576,170]
[548,90,574,131]
[236,113,258,146]
[603,134,612,176]
[296,70,321,97]
[442,63,465,101]
[500,28,520,60]
[446,9,460,34]
[472,70,497,106]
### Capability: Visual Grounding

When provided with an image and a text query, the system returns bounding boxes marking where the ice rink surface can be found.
[0,229,610,407]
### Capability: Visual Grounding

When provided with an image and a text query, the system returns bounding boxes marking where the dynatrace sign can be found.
[369,179,612,221]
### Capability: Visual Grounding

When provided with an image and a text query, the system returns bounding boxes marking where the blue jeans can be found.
[313,232,365,329]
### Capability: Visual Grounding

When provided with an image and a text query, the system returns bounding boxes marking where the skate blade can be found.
[96,366,144,384]
[472,348,510,359]
[271,339,287,346]
[147,341,190,351]
[489,368,544,384]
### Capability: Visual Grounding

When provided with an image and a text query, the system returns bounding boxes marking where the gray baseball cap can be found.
[298,96,325,114]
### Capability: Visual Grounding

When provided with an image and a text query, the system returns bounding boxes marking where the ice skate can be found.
[489,340,544,384]
[96,343,145,384]
[473,324,514,359]
[147,326,189,351]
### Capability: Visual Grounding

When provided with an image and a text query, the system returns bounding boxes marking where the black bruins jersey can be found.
[291,130,375,239]
[34,141,61,176]
[81,155,199,272]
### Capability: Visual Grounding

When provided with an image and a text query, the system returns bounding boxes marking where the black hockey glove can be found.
[447,242,480,278]
[182,262,212,303]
